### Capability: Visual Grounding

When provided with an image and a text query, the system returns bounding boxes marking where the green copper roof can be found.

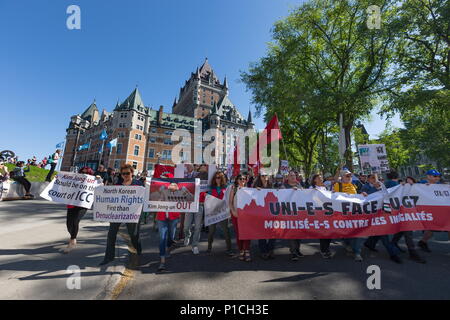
[80,100,98,122]
[115,88,145,112]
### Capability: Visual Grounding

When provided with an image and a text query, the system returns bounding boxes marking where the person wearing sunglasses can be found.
[229,173,251,262]
[254,172,276,260]
[99,164,143,267]
[207,171,233,256]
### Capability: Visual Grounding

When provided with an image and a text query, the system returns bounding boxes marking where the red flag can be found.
[153,164,175,178]
[248,114,282,176]
[233,140,240,177]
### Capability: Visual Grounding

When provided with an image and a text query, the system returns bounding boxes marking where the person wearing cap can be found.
[323,172,334,191]
[417,169,447,253]
[333,169,366,261]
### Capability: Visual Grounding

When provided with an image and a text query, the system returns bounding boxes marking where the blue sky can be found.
[0,0,401,162]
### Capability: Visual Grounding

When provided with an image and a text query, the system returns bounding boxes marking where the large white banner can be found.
[40,171,102,209]
[92,185,145,223]
[204,194,230,226]
[236,184,450,239]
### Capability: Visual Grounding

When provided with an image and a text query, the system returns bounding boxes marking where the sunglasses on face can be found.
[121,172,131,176]
[239,177,247,181]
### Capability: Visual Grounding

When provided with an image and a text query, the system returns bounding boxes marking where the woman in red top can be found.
[156,173,181,272]
[207,171,233,256]
[229,173,251,261]
[63,166,95,253]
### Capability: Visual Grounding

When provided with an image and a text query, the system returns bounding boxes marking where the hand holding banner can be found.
[40,171,102,209]
[144,177,200,212]
[93,185,145,223]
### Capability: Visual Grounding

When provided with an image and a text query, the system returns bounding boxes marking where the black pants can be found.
[104,222,142,261]
[320,239,331,253]
[14,177,31,193]
[392,231,417,253]
[46,163,57,182]
[66,207,87,239]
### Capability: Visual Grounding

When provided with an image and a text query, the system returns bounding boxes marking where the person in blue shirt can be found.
[417,169,447,253]
[362,174,403,264]
[385,171,400,189]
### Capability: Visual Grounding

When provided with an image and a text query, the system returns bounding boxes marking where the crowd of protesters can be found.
[2,156,447,271]
[53,161,448,272]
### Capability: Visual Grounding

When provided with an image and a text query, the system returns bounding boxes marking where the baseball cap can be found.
[340,169,352,176]
[426,169,441,176]
[324,172,332,179]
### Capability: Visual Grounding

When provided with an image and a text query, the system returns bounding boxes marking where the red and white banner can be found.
[237,184,450,240]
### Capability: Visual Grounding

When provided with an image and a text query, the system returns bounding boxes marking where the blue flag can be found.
[100,129,108,140]
[98,144,103,154]
[78,142,90,151]
[107,138,117,149]
[55,141,64,149]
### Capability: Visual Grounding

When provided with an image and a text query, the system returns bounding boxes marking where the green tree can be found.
[242,0,397,171]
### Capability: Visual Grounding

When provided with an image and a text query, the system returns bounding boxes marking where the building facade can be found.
[61,59,254,173]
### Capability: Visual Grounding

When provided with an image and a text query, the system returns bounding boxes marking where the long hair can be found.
[234,173,247,188]
[406,176,417,184]
[211,171,227,187]
[253,174,272,189]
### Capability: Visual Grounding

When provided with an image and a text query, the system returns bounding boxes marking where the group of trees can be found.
[241,0,449,178]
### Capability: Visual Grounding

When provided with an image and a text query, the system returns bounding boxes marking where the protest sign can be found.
[40,171,102,209]
[144,178,200,212]
[280,160,289,175]
[175,164,216,192]
[237,184,450,240]
[358,144,389,174]
[204,194,231,226]
[92,185,145,223]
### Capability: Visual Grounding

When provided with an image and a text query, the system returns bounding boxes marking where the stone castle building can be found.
[61,59,254,173]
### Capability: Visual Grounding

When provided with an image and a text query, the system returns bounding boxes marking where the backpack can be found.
[48,154,54,164]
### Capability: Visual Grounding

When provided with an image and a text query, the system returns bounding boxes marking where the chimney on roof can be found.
[158,105,164,124]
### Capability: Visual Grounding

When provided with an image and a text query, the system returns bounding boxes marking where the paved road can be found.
[1,199,449,299]
[0,200,130,299]
[119,222,450,300]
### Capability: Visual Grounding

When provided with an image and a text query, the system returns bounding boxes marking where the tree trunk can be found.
[344,124,353,171]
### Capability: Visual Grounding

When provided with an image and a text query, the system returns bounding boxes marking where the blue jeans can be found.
[365,235,399,257]
[344,238,364,255]
[258,239,276,254]
[157,219,179,258]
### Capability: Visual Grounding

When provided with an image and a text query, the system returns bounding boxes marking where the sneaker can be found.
[192,247,199,255]
[418,240,431,253]
[354,254,363,262]
[184,238,190,246]
[290,254,299,261]
[410,252,426,264]
[157,263,166,272]
[321,251,332,259]
[364,242,378,252]
[390,255,403,264]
